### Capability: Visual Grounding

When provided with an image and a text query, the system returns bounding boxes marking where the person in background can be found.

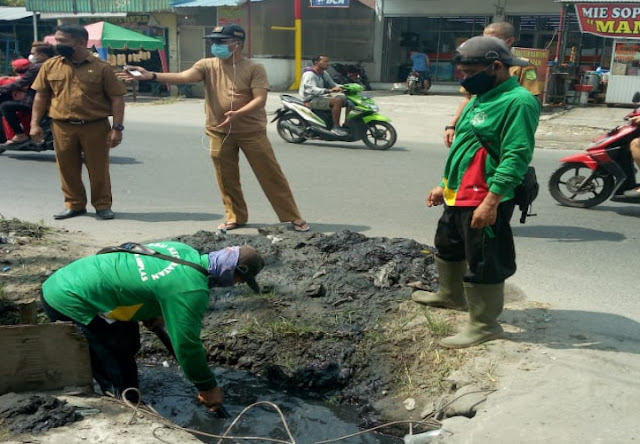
[443,22,542,148]
[299,55,347,136]
[0,43,55,148]
[412,36,540,349]
[406,48,431,92]
[41,242,264,410]
[623,116,640,198]
[118,24,310,233]
[30,25,126,221]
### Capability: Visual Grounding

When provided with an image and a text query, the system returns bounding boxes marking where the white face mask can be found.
[28,54,38,64]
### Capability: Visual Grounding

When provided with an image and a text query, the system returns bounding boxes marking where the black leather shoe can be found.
[53,209,87,220]
[96,209,115,220]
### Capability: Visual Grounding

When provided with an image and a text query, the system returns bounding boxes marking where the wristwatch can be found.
[445,125,455,130]
[112,124,125,131]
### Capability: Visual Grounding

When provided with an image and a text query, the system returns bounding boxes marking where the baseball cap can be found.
[235,245,264,294]
[204,24,246,41]
[453,36,528,67]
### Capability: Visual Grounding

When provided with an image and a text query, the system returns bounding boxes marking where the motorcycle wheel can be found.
[408,82,418,95]
[362,121,397,150]
[548,162,615,208]
[276,112,307,144]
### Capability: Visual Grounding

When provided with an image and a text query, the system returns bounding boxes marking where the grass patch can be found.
[237,316,321,339]
[363,328,386,345]
[0,216,48,240]
[266,316,319,338]
[422,308,452,337]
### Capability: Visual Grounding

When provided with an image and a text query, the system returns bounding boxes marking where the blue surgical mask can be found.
[211,43,232,59]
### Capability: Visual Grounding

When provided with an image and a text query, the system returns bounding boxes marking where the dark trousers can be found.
[40,295,141,402]
[0,100,30,135]
[434,201,516,284]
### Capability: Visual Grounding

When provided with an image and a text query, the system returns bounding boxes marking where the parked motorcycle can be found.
[330,63,372,91]
[0,116,54,155]
[406,70,431,95]
[548,92,640,207]
[272,83,397,150]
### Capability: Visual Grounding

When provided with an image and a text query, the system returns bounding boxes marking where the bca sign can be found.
[310,0,350,7]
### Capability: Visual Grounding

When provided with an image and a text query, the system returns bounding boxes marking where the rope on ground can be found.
[314,420,440,444]
[428,389,497,420]
[114,387,503,444]
[119,390,296,444]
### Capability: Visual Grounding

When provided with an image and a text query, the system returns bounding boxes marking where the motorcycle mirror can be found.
[633,91,640,105]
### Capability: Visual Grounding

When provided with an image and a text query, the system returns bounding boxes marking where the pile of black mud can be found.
[143,228,442,418]
[0,299,19,325]
[0,393,79,434]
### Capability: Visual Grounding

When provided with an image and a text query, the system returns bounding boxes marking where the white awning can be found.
[556,0,640,2]
[0,7,33,21]
[39,12,127,19]
[171,0,262,7]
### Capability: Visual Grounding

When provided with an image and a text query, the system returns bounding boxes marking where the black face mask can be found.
[55,44,75,59]
[460,65,497,95]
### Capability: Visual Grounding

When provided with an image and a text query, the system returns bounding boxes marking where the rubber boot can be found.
[411,257,467,310]
[439,282,504,349]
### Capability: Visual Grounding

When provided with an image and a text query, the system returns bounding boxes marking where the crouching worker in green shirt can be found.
[41,242,264,412]
[412,36,540,349]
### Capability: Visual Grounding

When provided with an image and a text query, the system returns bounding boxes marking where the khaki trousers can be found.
[208,129,301,224]
[52,119,112,211]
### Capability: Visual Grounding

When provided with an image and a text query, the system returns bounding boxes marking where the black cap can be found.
[453,36,528,67]
[204,24,246,41]
[236,245,264,294]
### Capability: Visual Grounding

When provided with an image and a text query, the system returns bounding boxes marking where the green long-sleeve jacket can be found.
[42,241,216,391]
[442,76,541,206]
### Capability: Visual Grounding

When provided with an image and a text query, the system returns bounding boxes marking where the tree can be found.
[0,0,27,6]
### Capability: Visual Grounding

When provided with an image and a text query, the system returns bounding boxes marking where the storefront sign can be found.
[575,3,640,38]
[310,0,350,7]
[218,6,242,26]
[512,47,549,86]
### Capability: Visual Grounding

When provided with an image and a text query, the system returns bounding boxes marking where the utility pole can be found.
[32,12,38,41]
[271,0,302,90]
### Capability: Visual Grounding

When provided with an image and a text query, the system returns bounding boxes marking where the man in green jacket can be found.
[41,242,264,411]
[412,36,540,348]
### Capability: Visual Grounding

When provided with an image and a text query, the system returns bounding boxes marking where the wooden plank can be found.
[18,299,38,325]
[0,323,92,394]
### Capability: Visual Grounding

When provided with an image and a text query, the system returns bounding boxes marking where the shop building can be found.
[560,1,640,105]
[375,0,611,83]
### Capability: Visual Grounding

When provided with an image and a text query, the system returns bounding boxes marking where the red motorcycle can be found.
[548,93,640,207]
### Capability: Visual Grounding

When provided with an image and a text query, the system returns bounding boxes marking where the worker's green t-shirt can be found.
[42,241,216,390]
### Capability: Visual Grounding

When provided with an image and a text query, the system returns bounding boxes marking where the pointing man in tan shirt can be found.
[119,24,309,233]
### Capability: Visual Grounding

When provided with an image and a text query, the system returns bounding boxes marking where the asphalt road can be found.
[1,94,639,336]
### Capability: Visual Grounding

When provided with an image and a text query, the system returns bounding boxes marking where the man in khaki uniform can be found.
[31,25,126,220]
[120,24,309,232]
[443,22,542,147]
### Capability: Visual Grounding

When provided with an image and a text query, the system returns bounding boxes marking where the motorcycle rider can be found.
[624,117,640,198]
[0,43,55,148]
[299,55,348,136]
[405,48,431,93]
